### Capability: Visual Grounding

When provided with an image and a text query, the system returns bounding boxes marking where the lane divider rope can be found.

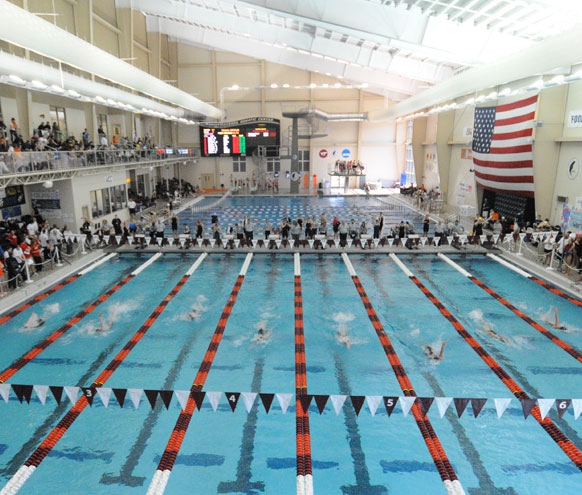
[439,254,582,365]
[294,253,313,495]
[146,253,252,495]
[342,253,465,495]
[0,254,162,384]
[487,253,582,308]
[391,253,582,472]
[0,253,203,495]
[0,253,116,326]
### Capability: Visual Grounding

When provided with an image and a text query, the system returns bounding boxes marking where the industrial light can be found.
[8,74,26,85]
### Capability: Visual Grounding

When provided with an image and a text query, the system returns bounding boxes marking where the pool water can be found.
[0,248,581,493]
[179,195,424,235]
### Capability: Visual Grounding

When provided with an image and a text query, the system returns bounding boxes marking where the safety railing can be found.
[0,147,198,175]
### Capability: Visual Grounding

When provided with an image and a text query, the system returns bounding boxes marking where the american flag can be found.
[472,94,538,198]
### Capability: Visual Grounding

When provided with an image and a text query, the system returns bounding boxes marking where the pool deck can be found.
[2,190,581,314]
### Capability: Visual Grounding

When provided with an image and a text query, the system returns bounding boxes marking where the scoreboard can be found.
[199,117,280,157]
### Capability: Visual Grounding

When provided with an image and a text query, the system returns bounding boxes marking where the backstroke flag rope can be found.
[472,94,538,198]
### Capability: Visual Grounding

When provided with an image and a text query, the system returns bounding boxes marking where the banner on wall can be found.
[0,185,25,209]
[455,182,473,206]
[567,197,582,231]
[31,190,62,219]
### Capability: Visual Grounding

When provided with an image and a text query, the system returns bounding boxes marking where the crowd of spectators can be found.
[0,210,76,294]
[1,115,160,154]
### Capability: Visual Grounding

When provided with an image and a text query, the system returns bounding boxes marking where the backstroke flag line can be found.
[472,94,538,198]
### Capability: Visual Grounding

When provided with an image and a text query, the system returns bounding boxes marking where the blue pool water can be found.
[1,211,582,494]
[178,195,423,235]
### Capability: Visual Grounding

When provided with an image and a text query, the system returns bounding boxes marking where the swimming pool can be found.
[0,245,581,493]
[178,195,423,236]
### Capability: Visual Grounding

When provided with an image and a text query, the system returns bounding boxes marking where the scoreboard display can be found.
[199,117,280,157]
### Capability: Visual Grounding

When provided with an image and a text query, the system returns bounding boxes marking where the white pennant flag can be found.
[128,388,143,409]
[156,237,163,246]
[493,234,500,244]
[115,235,122,245]
[308,240,314,249]
[210,239,216,248]
[330,395,347,415]
[289,240,295,248]
[234,240,240,248]
[538,399,554,420]
[373,239,380,248]
[388,238,394,247]
[366,395,382,416]
[402,237,408,247]
[446,236,454,245]
[275,240,282,249]
[480,235,487,244]
[459,235,467,245]
[167,238,174,246]
[335,240,340,248]
[494,398,512,418]
[519,233,526,241]
[206,391,222,412]
[103,235,110,245]
[433,237,440,246]
[145,237,151,246]
[179,238,186,248]
[347,239,353,248]
[572,399,582,420]
[242,392,257,413]
[252,240,258,248]
[399,396,415,417]
[175,390,190,411]
[435,397,452,418]
[34,385,49,405]
[96,388,112,408]
[276,393,293,414]
[128,236,134,245]
[420,237,427,246]
[0,383,10,402]
[64,386,80,403]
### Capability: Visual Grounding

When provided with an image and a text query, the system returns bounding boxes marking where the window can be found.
[266,157,280,173]
[90,190,103,218]
[90,184,127,218]
[49,106,67,138]
[299,149,310,172]
[233,156,246,172]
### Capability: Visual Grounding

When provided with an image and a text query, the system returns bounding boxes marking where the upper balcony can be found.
[0,147,200,188]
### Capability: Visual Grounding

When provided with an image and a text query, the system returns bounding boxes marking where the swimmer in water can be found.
[336,326,351,350]
[551,306,567,330]
[24,312,45,329]
[422,341,446,363]
[482,321,512,344]
[251,326,272,346]
[96,312,110,332]
[187,308,201,321]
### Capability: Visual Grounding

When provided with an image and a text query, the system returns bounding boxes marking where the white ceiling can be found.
[123,0,582,107]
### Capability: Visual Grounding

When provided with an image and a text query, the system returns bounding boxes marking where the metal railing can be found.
[0,147,198,176]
